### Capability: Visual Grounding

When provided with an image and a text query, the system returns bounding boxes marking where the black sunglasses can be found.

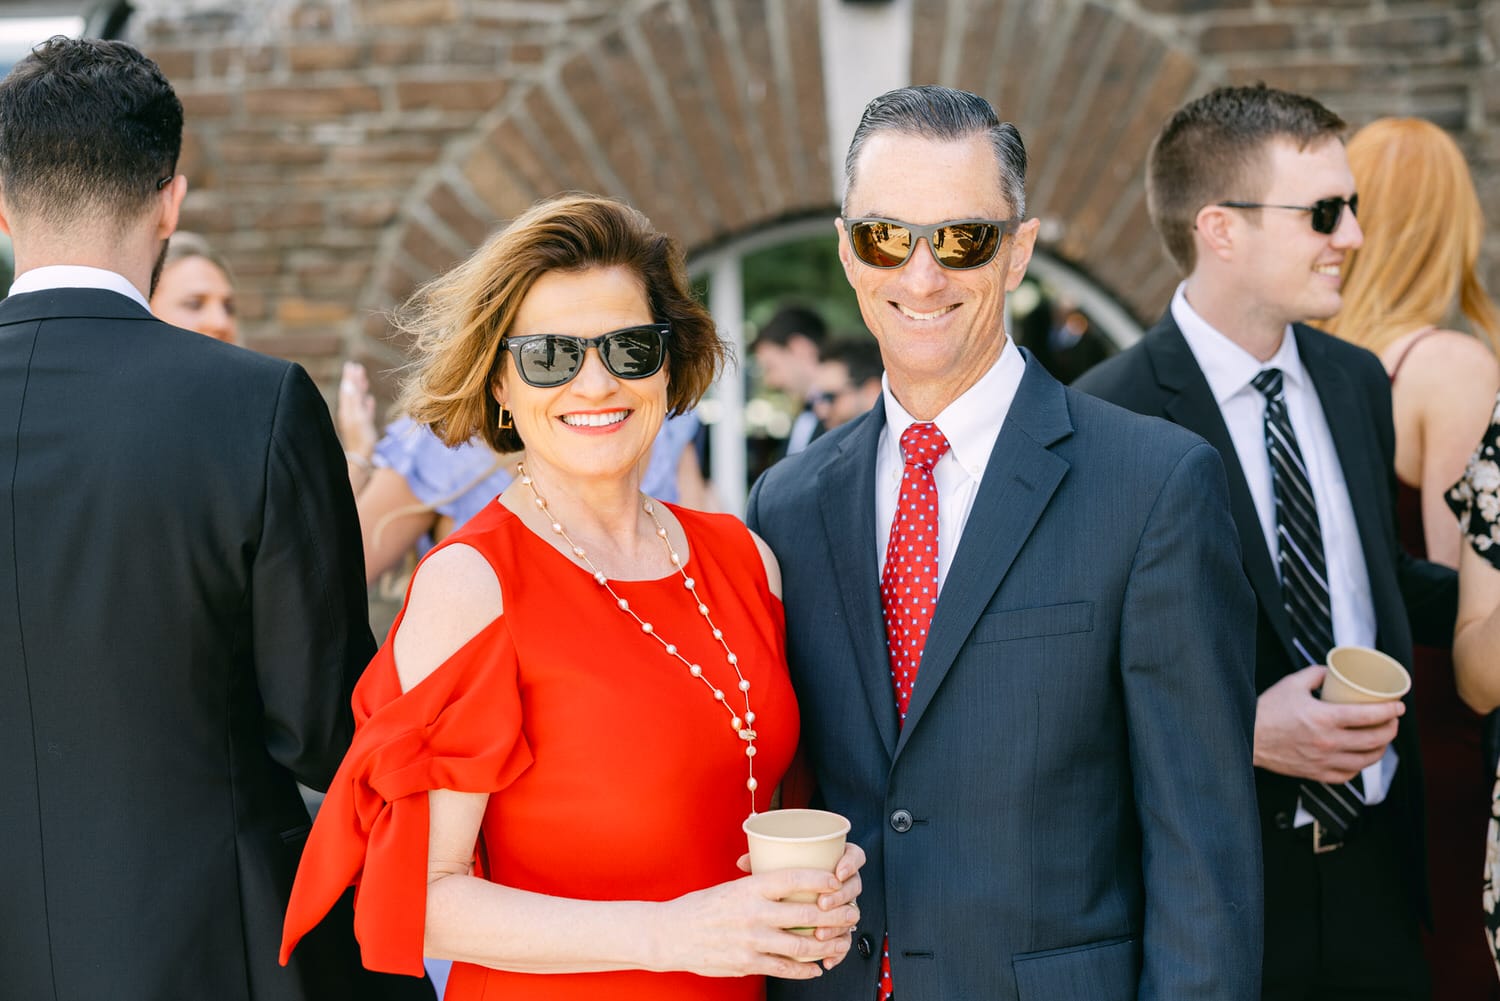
[1216,195,1358,236]
[843,217,1022,270]
[501,323,671,388]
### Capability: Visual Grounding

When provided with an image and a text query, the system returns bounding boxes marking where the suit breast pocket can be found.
[973,601,1094,643]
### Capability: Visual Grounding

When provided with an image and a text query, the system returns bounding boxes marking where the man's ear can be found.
[1194,204,1236,263]
[155,174,188,240]
[834,215,855,280]
[0,189,13,237]
[1003,217,1040,292]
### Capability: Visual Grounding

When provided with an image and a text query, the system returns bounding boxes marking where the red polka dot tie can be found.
[878,421,949,1000]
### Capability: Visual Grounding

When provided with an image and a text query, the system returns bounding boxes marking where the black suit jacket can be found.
[0,289,383,1000]
[750,353,1263,1000]
[1075,312,1457,917]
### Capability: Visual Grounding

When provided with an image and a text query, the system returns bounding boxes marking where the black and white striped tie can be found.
[1252,368,1362,846]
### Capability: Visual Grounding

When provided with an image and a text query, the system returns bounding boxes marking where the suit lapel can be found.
[1147,316,1300,664]
[817,407,900,758]
[1296,326,1400,640]
[895,354,1071,754]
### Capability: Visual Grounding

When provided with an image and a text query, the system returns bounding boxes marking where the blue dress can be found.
[373,412,702,544]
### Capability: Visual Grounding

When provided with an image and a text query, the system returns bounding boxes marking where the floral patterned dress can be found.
[1448,391,1500,974]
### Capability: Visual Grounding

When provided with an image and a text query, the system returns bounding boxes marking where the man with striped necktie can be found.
[1078,85,1457,1000]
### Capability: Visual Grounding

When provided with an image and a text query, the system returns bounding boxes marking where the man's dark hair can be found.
[0,36,182,227]
[751,304,828,350]
[1148,83,1345,274]
[820,337,884,388]
[843,85,1027,218]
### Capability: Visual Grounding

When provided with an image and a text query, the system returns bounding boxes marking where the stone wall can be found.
[126,0,1499,395]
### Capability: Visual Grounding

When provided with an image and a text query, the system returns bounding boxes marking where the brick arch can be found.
[367,0,833,362]
[369,0,1208,360]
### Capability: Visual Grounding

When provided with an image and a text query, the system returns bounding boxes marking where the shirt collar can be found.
[880,338,1025,481]
[9,265,152,312]
[1171,282,1307,404]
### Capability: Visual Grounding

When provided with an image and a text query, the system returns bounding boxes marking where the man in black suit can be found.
[0,37,413,1000]
[749,85,1262,1001]
[1077,84,1456,1000]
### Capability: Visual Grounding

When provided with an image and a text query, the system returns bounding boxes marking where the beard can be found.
[148,237,170,297]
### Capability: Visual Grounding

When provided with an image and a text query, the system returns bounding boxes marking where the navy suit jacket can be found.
[1076,314,1457,922]
[748,350,1263,1001]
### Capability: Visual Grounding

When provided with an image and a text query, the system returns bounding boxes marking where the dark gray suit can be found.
[748,351,1263,1000]
[0,288,428,1000]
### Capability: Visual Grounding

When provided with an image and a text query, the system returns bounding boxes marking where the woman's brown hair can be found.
[397,193,727,453]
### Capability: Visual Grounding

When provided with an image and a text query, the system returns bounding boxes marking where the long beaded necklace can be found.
[517,462,762,815]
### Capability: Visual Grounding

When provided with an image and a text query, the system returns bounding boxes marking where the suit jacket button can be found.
[1274,811,1291,830]
[890,809,913,833]
[856,933,873,958]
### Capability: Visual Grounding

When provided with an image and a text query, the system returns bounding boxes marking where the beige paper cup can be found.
[1321,645,1411,704]
[744,809,850,938]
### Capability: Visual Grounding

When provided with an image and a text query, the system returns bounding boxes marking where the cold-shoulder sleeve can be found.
[280,612,533,975]
[1448,394,1500,571]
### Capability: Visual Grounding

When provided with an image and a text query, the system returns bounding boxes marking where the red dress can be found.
[281,501,799,1000]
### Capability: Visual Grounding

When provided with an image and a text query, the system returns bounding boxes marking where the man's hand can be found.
[1253,665,1402,783]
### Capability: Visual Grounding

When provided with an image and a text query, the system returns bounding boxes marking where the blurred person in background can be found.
[338,362,712,584]
[750,304,828,456]
[811,336,883,431]
[1326,115,1500,1001]
[149,230,237,344]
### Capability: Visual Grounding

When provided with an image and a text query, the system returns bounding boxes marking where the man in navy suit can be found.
[1077,85,1455,1000]
[747,85,1263,1001]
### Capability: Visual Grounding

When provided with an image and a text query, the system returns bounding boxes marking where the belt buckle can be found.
[1312,820,1342,855]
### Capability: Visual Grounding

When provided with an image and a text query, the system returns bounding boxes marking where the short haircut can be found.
[820,337,884,387]
[0,36,182,228]
[1147,83,1345,274]
[398,194,727,454]
[751,305,828,350]
[161,232,234,286]
[843,85,1028,218]
[1329,117,1500,355]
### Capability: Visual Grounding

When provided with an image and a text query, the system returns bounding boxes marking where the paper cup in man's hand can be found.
[1322,645,1411,704]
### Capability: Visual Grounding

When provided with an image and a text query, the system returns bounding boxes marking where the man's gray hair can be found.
[842,85,1027,218]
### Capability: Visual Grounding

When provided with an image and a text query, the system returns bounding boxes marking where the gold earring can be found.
[498,407,513,431]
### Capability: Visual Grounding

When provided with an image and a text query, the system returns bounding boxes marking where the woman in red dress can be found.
[280,194,864,1000]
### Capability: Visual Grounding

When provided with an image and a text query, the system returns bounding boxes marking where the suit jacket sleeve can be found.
[253,364,377,790]
[745,472,767,536]
[1122,441,1263,1000]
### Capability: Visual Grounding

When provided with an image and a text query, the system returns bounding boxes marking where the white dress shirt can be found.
[1172,283,1394,813]
[875,340,1025,592]
[10,264,151,310]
